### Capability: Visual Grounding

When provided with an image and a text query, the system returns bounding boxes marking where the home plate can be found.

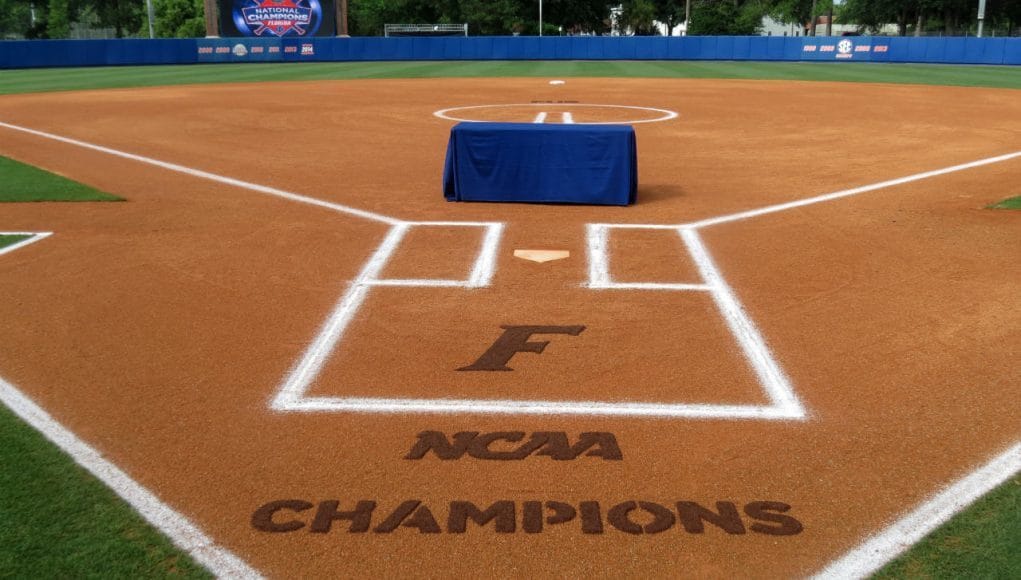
[513,249,570,263]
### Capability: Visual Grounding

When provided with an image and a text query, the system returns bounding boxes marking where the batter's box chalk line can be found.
[271,218,806,420]
[0,231,53,256]
[2,120,1017,421]
[267,153,1021,420]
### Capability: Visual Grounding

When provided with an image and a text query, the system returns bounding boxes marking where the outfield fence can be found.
[2,35,1020,69]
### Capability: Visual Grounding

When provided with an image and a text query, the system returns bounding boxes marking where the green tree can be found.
[0,0,33,38]
[543,0,614,34]
[688,0,764,35]
[94,0,143,37]
[149,0,204,37]
[46,0,71,37]
[459,0,524,35]
[621,0,658,34]
[652,0,685,33]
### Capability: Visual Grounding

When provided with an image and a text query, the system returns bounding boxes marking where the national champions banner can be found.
[219,0,336,37]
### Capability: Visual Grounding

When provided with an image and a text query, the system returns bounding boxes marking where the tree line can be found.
[1,0,1017,40]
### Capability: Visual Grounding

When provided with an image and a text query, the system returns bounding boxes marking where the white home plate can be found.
[514,249,570,263]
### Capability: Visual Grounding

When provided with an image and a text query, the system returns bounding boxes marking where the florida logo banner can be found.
[222,0,335,37]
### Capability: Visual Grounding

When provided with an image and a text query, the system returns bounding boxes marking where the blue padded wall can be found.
[1,35,1019,69]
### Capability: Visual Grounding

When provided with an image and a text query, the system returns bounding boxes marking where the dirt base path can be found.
[0,78,1019,577]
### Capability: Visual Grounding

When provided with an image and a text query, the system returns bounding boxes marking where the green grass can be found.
[0,234,31,247]
[989,195,1021,209]
[876,474,1021,578]
[0,156,122,202]
[0,403,210,578]
[0,60,1019,95]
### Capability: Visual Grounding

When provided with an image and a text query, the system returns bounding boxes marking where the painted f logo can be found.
[457,325,586,371]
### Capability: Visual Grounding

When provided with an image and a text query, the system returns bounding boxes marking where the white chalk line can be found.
[681,228,803,415]
[284,396,804,419]
[271,221,503,411]
[684,150,1021,229]
[0,121,401,226]
[433,103,679,125]
[0,231,53,256]
[0,375,263,578]
[584,223,805,420]
[814,440,1021,579]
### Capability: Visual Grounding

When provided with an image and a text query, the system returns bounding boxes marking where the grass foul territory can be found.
[0,403,210,578]
[1,61,1020,95]
[0,156,122,202]
[990,195,1021,209]
[0,234,30,247]
[876,474,1021,578]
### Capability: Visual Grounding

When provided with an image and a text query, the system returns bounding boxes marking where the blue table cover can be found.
[443,122,637,205]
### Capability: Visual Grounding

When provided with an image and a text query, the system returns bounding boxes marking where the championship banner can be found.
[218,0,336,37]
[800,37,892,61]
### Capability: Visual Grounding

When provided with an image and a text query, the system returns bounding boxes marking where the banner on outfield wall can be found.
[196,38,322,62]
[800,37,892,61]
[218,0,336,38]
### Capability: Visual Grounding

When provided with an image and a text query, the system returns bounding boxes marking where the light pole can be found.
[539,0,543,36]
[145,0,155,38]
[977,0,987,37]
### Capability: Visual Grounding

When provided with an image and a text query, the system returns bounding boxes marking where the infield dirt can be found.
[0,77,1019,576]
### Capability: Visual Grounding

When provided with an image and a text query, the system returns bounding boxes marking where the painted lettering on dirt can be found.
[457,325,586,371]
[252,500,803,535]
[405,431,623,461]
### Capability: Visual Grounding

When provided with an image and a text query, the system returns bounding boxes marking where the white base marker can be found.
[513,249,570,263]
[0,375,262,578]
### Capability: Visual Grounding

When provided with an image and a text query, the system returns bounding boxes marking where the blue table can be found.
[443,122,637,206]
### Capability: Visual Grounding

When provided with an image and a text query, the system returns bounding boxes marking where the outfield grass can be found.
[0,64,1018,576]
[0,156,122,202]
[0,60,1019,95]
[990,195,1021,209]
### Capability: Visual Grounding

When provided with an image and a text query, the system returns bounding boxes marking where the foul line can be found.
[0,232,52,256]
[0,121,400,226]
[683,150,1021,229]
[815,440,1021,579]
[0,376,262,578]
